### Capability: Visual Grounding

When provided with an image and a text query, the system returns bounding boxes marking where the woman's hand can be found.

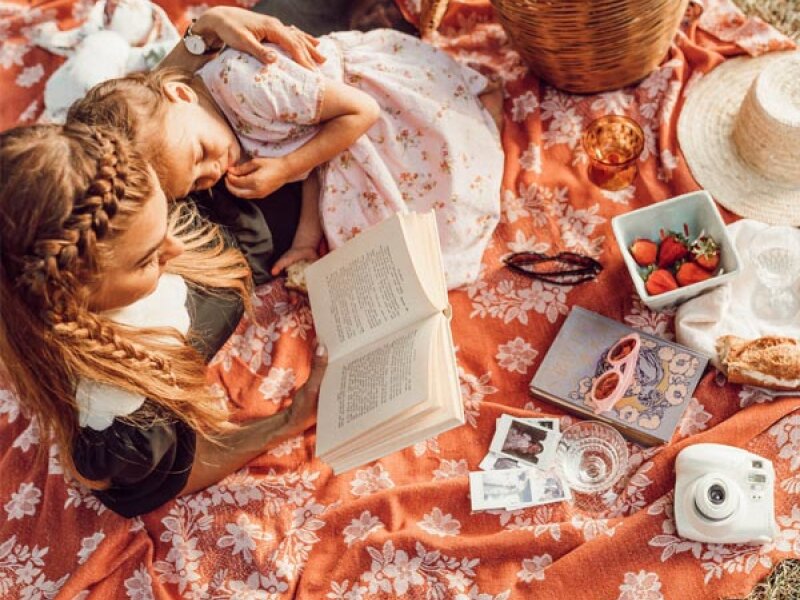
[192,7,325,68]
[225,157,292,199]
[181,343,327,495]
[285,344,328,435]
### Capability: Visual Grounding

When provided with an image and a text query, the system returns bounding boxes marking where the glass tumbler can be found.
[582,115,644,191]
[556,421,629,495]
[750,226,800,323]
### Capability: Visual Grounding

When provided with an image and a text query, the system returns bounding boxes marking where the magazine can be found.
[529,306,708,445]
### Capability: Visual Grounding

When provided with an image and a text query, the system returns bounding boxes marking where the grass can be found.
[732,0,799,41]
[733,559,800,600]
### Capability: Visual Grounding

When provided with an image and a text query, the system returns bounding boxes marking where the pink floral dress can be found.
[199,29,503,289]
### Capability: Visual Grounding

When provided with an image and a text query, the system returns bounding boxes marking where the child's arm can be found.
[225,79,380,199]
[271,171,323,276]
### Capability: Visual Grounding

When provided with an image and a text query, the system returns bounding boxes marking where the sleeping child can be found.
[69,28,504,289]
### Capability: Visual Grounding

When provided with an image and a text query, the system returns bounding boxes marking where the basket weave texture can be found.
[489,0,690,93]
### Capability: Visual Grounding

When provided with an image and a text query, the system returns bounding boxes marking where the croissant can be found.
[716,335,800,391]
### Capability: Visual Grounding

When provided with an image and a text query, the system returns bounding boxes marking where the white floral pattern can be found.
[418,508,462,537]
[4,482,41,521]
[331,540,508,599]
[0,1,797,598]
[124,565,154,600]
[677,398,712,438]
[495,337,538,374]
[217,514,272,563]
[343,511,385,546]
[76,531,105,565]
[258,367,296,404]
[617,570,664,600]
[769,415,800,471]
[350,465,395,497]
[517,554,552,582]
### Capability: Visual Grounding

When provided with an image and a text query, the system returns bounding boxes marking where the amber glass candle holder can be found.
[583,115,644,191]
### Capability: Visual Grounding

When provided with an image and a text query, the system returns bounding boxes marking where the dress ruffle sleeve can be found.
[71,283,242,518]
[73,408,196,518]
[200,45,325,158]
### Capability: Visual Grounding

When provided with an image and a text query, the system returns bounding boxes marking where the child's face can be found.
[158,82,242,199]
[89,170,184,311]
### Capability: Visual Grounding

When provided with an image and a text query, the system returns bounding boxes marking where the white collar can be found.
[103,273,190,334]
[76,274,190,430]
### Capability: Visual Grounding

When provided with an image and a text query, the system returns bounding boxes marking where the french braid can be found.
[14,127,181,388]
[1,123,250,485]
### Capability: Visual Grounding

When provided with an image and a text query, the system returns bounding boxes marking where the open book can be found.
[306,212,463,474]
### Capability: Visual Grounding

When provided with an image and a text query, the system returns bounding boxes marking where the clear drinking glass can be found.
[750,226,800,323]
[556,421,629,496]
[582,115,644,191]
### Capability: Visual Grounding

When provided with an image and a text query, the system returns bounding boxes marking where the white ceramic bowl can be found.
[611,191,742,311]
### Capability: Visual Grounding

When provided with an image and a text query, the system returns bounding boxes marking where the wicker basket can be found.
[492,0,689,93]
[421,0,689,94]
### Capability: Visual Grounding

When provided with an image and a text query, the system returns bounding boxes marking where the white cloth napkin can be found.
[675,219,800,368]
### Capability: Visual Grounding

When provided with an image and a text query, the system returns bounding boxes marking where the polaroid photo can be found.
[490,415,560,471]
[507,470,572,509]
[524,417,560,433]
[495,416,560,433]
[469,468,536,511]
[478,451,521,471]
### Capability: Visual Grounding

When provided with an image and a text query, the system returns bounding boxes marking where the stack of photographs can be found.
[469,416,571,511]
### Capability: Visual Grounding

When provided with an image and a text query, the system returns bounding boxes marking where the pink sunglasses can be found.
[589,333,641,414]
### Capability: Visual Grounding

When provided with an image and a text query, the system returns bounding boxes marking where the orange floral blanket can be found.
[0,1,798,598]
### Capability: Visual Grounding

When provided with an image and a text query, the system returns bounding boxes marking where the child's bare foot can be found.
[479,87,504,132]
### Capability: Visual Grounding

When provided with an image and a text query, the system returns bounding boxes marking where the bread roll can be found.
[716,335,800,391]
[285,260,312,294]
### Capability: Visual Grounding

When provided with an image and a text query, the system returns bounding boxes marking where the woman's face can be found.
[88,174,185,312]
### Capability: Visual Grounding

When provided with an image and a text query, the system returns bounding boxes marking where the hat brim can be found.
[678,51,800,225]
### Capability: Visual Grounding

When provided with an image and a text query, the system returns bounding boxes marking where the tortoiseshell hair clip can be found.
[502,251,603,285]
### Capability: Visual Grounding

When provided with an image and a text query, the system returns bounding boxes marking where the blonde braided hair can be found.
[0,123,251,484]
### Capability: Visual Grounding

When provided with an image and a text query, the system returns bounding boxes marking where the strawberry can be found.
[629,238,658,266]
[691,234,720,272]
[657,226,690,268]
[645,268,678,296]
[675,261,712,287]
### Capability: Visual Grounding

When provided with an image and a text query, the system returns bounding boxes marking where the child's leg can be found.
[271,171,324,276]
[465,61,505,132]
[479,87,504,133]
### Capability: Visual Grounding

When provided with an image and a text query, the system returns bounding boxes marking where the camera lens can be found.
[708,483,726,505]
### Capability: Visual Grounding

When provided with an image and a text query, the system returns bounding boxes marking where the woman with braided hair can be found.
[0,122,327,517]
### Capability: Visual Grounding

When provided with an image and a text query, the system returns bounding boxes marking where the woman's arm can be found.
[158,6,326,72]
[225,79,381,198]
[181,344,327,494]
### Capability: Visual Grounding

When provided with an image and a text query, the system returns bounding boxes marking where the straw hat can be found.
[678,51,800,225]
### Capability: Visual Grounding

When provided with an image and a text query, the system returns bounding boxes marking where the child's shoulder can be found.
[207,43,293,73]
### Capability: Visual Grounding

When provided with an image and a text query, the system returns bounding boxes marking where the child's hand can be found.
[271,245,319,276]
[225,157,291,199]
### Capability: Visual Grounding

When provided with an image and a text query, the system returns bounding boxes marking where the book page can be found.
[323,314,464,472]
[315,316,439,457]
[306,213,442,360]
[402,212,449,312]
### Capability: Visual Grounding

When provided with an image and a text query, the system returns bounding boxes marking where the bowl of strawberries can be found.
[611,190,742,311]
